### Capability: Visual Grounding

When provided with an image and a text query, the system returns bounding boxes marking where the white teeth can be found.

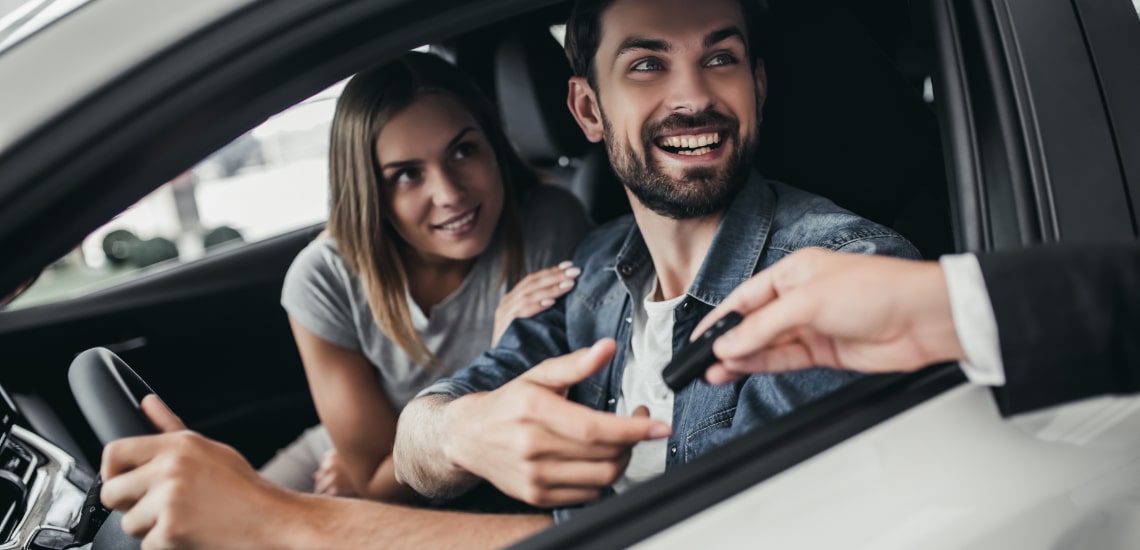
[661,133,720,150]
[438,210,476,230]
[676,146,712,156]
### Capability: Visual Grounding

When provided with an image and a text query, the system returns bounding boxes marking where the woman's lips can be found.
[432,206,480,235]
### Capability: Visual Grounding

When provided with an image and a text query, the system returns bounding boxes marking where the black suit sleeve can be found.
[977,242,1140,416]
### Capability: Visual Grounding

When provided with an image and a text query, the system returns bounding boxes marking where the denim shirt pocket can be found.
[570,376,607,411]
[683,406,736,463]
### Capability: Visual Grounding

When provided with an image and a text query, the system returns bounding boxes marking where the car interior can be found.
[0,0,962,546]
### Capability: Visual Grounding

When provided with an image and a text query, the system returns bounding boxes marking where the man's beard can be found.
[603,109,756,220]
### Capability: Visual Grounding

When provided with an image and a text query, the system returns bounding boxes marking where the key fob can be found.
[662,311,743,392]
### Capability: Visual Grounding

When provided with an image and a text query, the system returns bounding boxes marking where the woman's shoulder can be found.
[284,235,353,290]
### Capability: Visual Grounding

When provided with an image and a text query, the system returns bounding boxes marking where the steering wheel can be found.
[69,348,158,444]
[68,347,160,550]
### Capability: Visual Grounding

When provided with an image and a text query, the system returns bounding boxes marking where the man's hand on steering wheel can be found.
[99,396,289,550]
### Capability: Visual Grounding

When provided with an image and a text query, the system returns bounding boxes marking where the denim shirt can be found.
[421,173,920,518]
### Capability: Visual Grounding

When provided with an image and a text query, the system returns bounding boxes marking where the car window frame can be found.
[1070,0,1140,236]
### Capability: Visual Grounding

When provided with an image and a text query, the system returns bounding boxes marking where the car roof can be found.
[0,0,249,155]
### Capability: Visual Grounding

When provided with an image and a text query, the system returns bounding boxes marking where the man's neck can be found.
[627,190,723,302]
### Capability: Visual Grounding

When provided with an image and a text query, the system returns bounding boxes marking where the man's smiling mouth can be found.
[655,131,724,156]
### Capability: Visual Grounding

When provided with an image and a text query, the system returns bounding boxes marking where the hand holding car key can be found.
[662,311,744,392]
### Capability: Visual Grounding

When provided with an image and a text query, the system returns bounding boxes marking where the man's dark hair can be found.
[564,0,768,89]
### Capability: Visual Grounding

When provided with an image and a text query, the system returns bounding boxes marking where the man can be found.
[692,243,1140,416]
[99,0,917,547]
[392,0,916,515]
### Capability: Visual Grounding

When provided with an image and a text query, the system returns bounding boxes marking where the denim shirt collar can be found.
[611,172,775,308]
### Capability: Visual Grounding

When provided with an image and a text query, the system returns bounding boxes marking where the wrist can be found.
[910,262,966,365]
[439,394,474,473]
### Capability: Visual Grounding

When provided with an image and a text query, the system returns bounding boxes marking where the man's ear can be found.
[567,76,605,143]
[753,58,768,112]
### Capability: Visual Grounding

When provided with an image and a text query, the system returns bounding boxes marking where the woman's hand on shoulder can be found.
[493,261,581,345]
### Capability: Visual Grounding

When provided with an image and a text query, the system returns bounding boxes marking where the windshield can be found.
[0,0,92,54]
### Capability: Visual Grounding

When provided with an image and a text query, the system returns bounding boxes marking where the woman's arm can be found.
[288,316,420,502]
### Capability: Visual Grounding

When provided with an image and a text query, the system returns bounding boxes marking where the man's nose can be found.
[664,66,715,115]
[429,167,467,208]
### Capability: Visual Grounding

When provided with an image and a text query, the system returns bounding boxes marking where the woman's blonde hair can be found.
[327,52,535,366]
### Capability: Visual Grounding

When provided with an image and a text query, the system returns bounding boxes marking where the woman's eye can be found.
[391,168,420,186]
[631,58,664,72]
[707,53,739,67]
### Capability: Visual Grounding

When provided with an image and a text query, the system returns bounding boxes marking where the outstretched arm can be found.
[692,248,964,382]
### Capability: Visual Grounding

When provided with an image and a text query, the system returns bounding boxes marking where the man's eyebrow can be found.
[615,36,670,59]
[705,26,745,49]
[446,126,478,149]
[381,126,477,171]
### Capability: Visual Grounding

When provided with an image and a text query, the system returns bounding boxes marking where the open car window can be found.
[4,80,346,310]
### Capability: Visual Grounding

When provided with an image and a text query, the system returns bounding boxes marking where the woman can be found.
[260,52,593,501]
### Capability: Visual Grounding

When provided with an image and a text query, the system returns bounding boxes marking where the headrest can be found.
[495,26,589,162]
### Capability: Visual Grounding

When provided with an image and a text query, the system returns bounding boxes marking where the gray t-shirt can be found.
[280,184,593,410]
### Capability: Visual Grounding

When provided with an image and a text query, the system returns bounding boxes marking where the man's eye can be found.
[453,142,478,159]
[631,58,664,72]
[706,53,739,67]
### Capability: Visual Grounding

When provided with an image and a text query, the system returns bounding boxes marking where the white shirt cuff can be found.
[939,253,1006,386]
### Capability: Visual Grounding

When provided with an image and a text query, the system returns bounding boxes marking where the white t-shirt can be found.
[613,277,684,493]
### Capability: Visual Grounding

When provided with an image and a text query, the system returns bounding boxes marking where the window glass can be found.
[6,79,347,310]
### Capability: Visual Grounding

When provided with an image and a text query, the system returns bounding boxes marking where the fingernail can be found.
[559,280,574,289]
[540,298,555,306]
[564,267,582,277]
[558,261,574,269]
[650,424,672,438]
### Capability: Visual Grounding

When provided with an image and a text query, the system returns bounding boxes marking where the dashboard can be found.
[0,384,98,550]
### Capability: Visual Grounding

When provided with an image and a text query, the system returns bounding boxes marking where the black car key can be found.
[662,311,743,392]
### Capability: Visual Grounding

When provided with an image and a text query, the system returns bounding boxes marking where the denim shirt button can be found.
[681,300,690,311]
[607,397,616,406]
[618,264,633,276]
[669,444,677,456]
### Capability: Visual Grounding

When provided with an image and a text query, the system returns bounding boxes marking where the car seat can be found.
[494,25,632,225]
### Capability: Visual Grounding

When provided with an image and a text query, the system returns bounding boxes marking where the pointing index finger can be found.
[534,395,671,445]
